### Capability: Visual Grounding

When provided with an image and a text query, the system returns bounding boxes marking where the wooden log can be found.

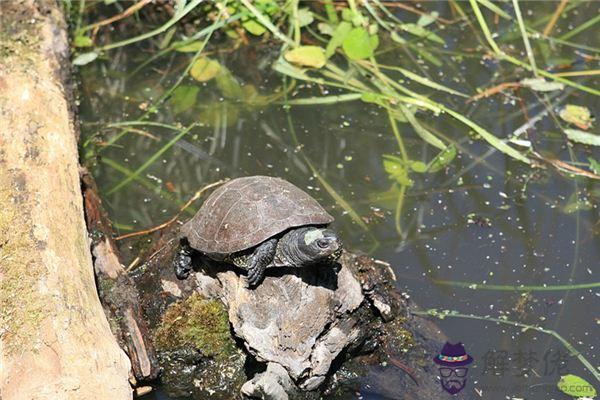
[82,171,160,382]
[0,1,131,398]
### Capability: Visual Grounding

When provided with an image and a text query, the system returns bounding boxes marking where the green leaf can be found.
[175,41,206,53]
[159,27,176,49]
[297,8,314,27]
[284,46,326,68]
[351,12,367,27]
[564,129,600,146]
[390,31,406,44]
[398,67,468,97]
[189,58,221,82]
[443,107,530,164]
[417,11,439,27]
[521,78,565,92]
[476,0,512,20]
[360,92,385,105]
[557,374,596,398]
[242,19,267,36]
[317,22,334,36]
[412,45,443,67]
[410,161,428,173]
[274,59,313,81]
[342,28,379,60]
[400,23,444,45]
[588,157,600,174]
[199,102,240,128]
[398,104,446,150]
[370,34,380,52]
[428,146,457,172]
[73,35,93,47]
[383,155,413,186]
[169,85,199,114]
[341,8,354,22]
[325,21,352,58]
[560,105,593,129]
[215,71,245,99]
[72,52,98,66]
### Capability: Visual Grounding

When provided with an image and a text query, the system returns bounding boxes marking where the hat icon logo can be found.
[433,342,474,395]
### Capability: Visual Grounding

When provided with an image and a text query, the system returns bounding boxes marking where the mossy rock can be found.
[154,293,235,360]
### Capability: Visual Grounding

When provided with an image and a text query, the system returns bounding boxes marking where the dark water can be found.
[79,2,599,399]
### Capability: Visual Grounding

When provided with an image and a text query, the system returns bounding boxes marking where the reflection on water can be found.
[79,2,599,398]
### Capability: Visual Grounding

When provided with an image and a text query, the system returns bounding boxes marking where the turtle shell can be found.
[181,176,334,254]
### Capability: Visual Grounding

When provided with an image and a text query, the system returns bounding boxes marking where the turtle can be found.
[173,176,343,287]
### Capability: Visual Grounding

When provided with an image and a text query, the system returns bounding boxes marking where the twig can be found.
[97,0,204,52]
[125,257,141,272]
[542,0,569,36]
[389,358,419,386]
[531,152,600,180]
[114,179,227,241]
[467,82,520,102]
[80,0,152,33]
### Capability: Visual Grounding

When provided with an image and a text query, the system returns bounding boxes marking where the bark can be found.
[81,171,160,382]
[0,1,131,399]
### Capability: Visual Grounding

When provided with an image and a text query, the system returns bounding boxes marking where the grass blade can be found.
[476,0,512,20]
[107,123,196,195]
[469,0,503,55]
[432,279,600,291]
[396,67,469,97]
[512,0,538,76]
[414,309,600,383]
[442,106,531,164]
[282,93,362,105]
[398,104,446,150]
[559,13,600,40]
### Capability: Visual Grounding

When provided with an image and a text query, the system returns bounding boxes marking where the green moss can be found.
[155,293,235,360]
[0,173,45,354]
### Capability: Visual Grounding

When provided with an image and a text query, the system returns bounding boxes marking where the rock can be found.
[205,257,366,389]
[241,363,295,400]
[133,230,449,399]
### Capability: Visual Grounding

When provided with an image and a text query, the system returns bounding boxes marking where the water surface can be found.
[79,2,599,398]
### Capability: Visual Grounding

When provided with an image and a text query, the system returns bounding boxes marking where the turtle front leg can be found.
[174,242,194,280]
[247,238,277,287]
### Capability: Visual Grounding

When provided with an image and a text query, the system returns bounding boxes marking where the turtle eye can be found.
[316,238,330,249]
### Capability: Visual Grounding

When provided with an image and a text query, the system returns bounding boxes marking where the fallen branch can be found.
[81,0,153,34]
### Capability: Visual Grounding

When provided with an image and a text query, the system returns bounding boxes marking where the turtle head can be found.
[298,227,343,265]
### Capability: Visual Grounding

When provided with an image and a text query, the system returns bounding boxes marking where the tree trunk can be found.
[0,1,132,399]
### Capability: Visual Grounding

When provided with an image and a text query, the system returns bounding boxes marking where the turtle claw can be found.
[245,238,276,288]
[174,244,193,280]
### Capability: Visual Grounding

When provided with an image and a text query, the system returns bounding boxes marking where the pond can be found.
[77,2,599,399]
